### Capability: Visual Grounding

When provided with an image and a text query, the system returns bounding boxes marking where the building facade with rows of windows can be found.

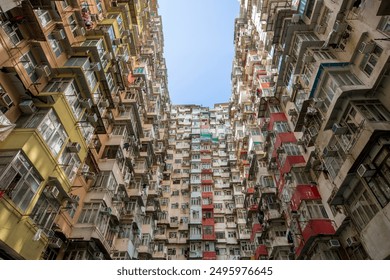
[0,0,171,260]
[230,0,390,260]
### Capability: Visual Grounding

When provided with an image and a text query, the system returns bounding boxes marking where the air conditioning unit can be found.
[94,252,104,260]
[100,99,110,108]
[75,26,86,37]
[48,237,63,248]
[35,65,51,77]
[81,98,93,109]
[303,53,314,63]
[122,30,131,37]
[67,142,81,153]
[87,113,98,123]
[332,123,348,135]
[100,207,112,215]
[104,52,114,60]
[53,29,66,40]
[291,14,301,23]
[288,108,297,116]
[315,24,326,34]
[357,163,376,177]
[358,41,375,54]
[346,236,359,247]
[313,98,324,107]
[113,38,123,45]
[19,100,37,114]
[333,21,348,33]
[0,92,13,107]
[323,146,338,157]
[45,186,60,198]
[90,62,102,71]
[329,239,341,249]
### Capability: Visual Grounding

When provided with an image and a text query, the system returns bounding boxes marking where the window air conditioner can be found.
[358,41,375,54]
[75,26,86,37]
[113,38,123,45]
[100,99,110,108]
[35,65,51,77]
[333,21,348,33]
[53,29,66,40]
[332,123,348,135]
[357,163,376,177]
[19,100,37,114]
[90,62,102,71]
[329,239,341,249]
[303,53,314,63]
[81,98,93,109]
[87,113,98,123]
[45,186,60,198]
[122,30,131,37]
[323,146,338,157]
[49,237,63,248]
[67,142,81,153]
[346,236,359,247]
[94,252,104,260]
[288,108,297,116]
[315,24,326,34]
[291,14,301,23]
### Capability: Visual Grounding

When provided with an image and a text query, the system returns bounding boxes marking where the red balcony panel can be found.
[280,155,305,175]
[250,223,262,242]
[202,234,216,241]
[201,180,213,185]
[291,185,321,211]
[202,192,213,198]
[202,204,214,210]
[201,159,211,163]
[203,251,217,260]
[255,245,268,259]
[295,219,336,257]
[268,113,287,131]
[202,218,215,226]
[202,169,213,174]
[245,187,255,195]
[248,204,258,212]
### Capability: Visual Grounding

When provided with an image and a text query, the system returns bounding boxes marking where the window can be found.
[44,79,83,120]
[228,231,236,238]
[67,14,78,37]
[78,202,101,224]
[31,193,61,228]
[102,145,124,170]
[24,109,68,157]
[214,216,224,223]
[112,251,130,260]
[360,45,383,76]
[141,234,151,246]
[216,232,225,239]
[94,171,118,192]
[169,232,177,238]
[0,151,42,211]
[346,181,379,231]
[378,16,390,36]
[59,149,81,182]
[20,51,39,82]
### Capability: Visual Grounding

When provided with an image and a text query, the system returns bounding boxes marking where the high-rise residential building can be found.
[0,0,170,260]
[1,0,390,260]
[230,0,390,260]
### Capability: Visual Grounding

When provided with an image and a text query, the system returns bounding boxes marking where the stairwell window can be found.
[360,45,383,76]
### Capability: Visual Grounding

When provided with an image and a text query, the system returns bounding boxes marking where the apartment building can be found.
[231,0,390,260]
[0,0,170,260]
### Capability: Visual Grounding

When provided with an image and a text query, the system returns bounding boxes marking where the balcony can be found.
[189,250,202,259]
[254,245,268,260]
[295,219,336,258]
[203,251,217,260]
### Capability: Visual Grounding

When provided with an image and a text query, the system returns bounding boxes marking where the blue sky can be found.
[158,0,240,107]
